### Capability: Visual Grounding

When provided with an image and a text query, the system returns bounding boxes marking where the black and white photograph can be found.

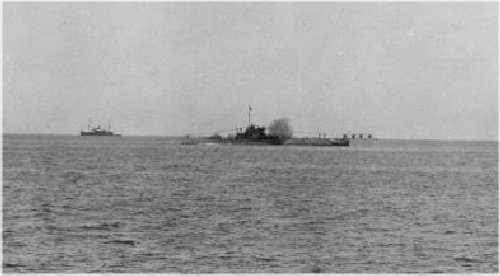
[3,1,498,273]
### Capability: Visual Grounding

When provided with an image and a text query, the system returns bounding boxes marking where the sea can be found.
[3,134,498,273]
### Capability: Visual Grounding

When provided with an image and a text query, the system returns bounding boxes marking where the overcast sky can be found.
[4,2,498,139]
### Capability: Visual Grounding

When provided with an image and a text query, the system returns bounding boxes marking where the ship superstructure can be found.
[232,123,281,145]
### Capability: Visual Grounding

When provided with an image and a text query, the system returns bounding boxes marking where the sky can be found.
[3,2,498,139]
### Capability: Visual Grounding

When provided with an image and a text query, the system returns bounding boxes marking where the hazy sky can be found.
[4,2,498,139]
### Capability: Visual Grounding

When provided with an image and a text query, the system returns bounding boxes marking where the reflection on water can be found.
[3,135,498,272]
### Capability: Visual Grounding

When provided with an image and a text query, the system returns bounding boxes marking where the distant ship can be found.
[81,120,121,137]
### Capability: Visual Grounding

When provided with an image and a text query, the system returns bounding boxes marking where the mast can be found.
[248,105,252,127]
[88,118,91,131]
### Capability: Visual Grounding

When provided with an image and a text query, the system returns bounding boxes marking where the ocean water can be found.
[3,135,498,273]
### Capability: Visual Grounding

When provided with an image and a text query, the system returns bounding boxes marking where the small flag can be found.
[249,105,252,111]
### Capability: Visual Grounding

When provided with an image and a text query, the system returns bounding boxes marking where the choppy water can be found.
[3,135,498,273]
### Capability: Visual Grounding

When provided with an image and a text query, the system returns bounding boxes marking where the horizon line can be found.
[2,132,499,142]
